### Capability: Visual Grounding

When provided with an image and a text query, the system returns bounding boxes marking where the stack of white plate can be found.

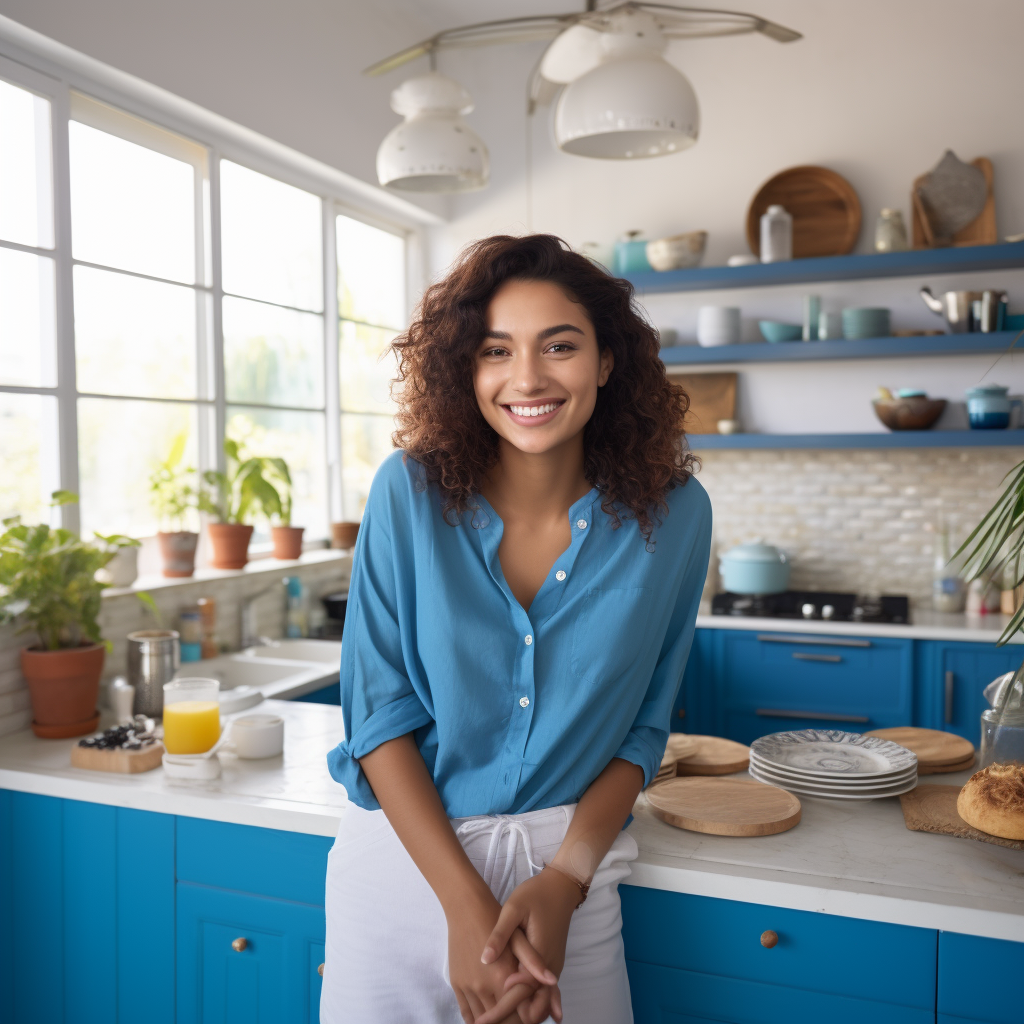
[748,729,918,800]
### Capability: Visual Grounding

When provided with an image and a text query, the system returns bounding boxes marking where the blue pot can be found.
[719,540,791,595]
[966,385,1014,430]
[613,238,651,276]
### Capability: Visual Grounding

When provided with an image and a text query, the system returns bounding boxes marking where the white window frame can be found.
[0,16,439,538]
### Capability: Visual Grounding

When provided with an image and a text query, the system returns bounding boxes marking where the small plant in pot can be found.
[262,458,304,560]
[150,432,200,578]
[0,492,149,738]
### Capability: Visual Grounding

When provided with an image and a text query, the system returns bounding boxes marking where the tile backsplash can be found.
[0,553,351,739]
[695,446,1024,604]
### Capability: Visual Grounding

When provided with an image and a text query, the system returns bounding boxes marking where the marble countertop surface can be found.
[695,607,1024,643]
[1,700,1020,941]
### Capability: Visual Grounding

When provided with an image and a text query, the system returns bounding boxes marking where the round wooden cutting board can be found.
[675,735,750,776]
[664,733,699,762]
[746,165,862,258]
[646,777,801,836]
[864,727,974,767]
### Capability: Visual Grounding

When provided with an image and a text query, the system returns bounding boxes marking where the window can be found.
[0,51,415,551]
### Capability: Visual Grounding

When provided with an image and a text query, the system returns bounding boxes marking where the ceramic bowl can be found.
[758,320,802,343]
[873,397,946,431]
[646,231,707,272]
[842,307,891,340]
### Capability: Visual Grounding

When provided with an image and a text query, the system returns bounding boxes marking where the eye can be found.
[479,345,509,358]
[546,341,578,354]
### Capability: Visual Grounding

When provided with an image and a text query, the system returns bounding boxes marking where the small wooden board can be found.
[864,727,973,767]
[676,735,751,776]
[899,784,1023,850]
[667,372,737,435]
[911,157,996,248]
[647,777,801,836]
[71,742,165,774]
[919,755,976,775]
[664,733,699,762]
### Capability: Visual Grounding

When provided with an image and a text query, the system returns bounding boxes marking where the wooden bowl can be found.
[872,397,946,431]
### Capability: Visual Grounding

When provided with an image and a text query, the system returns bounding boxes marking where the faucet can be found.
[239,579,285,651]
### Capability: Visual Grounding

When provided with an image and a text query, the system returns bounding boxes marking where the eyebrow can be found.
[483,323,586,342]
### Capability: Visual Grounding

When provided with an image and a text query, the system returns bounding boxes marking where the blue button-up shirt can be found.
[327,449,712,818]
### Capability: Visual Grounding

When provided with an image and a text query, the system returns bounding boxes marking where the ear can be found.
[598,346,614,387]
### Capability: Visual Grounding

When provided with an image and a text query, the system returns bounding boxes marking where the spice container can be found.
[874,208,908,253]
[759,205,792,263]
[197,597,218,660]
[179,606,203,663]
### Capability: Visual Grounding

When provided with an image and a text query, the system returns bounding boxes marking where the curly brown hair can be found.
[391,233,697,541]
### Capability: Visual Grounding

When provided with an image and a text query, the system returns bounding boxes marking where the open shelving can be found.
[688,431,1024,450]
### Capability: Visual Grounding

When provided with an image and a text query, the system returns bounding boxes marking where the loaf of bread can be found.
[956,763,1024,840]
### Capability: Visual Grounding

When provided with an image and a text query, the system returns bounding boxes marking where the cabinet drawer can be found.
[621,886,936,1012]
[938,932,1024,1024]
[176,883,325,1024]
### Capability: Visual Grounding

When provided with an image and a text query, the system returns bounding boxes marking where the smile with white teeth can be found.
[506,401,563,418]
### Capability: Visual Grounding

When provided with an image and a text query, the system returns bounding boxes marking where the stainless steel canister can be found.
[127,630,180,717]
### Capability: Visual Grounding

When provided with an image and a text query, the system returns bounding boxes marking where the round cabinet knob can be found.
[232,937,248,952]
[318,963,325,977]
[760,930,779,949]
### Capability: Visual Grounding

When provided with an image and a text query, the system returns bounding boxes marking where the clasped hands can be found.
[448,865,582,1024]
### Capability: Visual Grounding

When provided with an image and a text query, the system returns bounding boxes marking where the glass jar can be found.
[874,209,908,253]
[980,668,1024,769]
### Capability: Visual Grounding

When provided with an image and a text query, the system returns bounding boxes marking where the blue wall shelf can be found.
[689,430,1024,450]
[627,241,1024,294]
[661,330,1021,366]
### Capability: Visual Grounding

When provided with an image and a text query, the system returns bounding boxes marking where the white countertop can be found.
[695,608,1024,643]
[1,701,1021,942]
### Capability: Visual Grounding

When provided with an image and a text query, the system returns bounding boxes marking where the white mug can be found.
[228,714,284,759]
[697,306,741,347]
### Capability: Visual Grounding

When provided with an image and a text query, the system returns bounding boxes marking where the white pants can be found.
[320,802,637,1024]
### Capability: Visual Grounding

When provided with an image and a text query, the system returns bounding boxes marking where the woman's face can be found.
[474,279,613,456]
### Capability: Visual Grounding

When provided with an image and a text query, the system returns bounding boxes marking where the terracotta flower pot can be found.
[331,521,360,550]
[207,523,254,570]
[21,643,105,738]
[158,531,199,578]
[271,525,304,560]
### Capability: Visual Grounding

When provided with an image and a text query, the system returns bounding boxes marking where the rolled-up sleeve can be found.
[326,472,433,809]
[613,488,712,786]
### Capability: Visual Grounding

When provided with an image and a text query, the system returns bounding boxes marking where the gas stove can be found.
[711,590,910,624]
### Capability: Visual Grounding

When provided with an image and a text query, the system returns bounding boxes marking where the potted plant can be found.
[263,458,304,559]
[0,492,145,738]
[198,439,282,570]
[149,432,199,578]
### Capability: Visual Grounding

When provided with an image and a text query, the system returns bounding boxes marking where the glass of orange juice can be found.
[162,678,221,754]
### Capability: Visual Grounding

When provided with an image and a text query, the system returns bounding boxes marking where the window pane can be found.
[224,297,324,409]
[340,321,398,415]
[74,266,197,399]
[341,413,394,520]
[0,393,58,524]
[70,121,195,283]
[0,78,54,248]
[227,407,327,540]
[78,397,198,538]
[0,248,56,387]
[337,215,404,328]
[221,161,322,311]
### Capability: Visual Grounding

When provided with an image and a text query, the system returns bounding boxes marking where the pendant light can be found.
[376,72,489,192]
[554,8,699,159]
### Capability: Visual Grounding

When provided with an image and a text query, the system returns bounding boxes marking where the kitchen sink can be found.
[237,639,342,666]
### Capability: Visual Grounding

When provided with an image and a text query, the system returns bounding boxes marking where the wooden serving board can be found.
[676,735,750,776]
[912,157,996,248]
[668,372,737,435]
[71,742,165,774]
[864,727,973,767]
[900,784,1024,850]
[646,777,801,836]
[919,756,975,775]
[664,733,699,762]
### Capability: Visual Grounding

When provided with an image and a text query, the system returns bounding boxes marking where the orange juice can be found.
[163,700,221,754]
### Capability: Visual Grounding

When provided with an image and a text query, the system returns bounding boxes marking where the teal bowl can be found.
[759,320,803,343]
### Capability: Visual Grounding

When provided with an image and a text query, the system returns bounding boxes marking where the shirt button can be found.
[519,696,530,708]
[524,634,532,645]
[555,570,566,582]
[576,519,587,529]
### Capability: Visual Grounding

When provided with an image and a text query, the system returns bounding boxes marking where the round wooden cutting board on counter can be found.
[864,727,974,773]
[646,777,801,836]
[675,735,750,776]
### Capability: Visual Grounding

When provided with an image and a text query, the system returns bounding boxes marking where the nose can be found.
[512,349,548,394]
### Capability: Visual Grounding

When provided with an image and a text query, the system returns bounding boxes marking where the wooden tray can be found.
[676,735,750,776]
[71,742,165,774]
[746,165,862,258]
[919,756,975,775]
[667,372,737,435]
[911,157,995,248]
[864,727,973,767]
[647,777,801,836]
[900,784,1023,850]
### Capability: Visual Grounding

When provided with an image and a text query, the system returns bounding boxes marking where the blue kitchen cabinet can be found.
[916,641,1022,747]
[621,885,937,1023]
[293,682,341,705]
[673,627,715,734]
[937,932,1024,1024]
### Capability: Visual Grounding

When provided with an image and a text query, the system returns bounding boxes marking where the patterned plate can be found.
[748,756,917,791]
[748,765,918,800]
[750,729,917,778]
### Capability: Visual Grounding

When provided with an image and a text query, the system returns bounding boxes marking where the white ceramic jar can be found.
[697,306,741,347]
[760,204,793,263]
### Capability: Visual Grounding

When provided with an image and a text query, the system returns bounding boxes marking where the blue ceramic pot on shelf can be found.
[966,385,1018,430]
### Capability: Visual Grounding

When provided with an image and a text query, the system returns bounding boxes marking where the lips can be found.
[501,399,566,425]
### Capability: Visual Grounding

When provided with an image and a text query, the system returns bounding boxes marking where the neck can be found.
[482,433,592,522]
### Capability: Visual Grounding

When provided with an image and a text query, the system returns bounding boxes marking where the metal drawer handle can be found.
[318,963,325,977]
[756,634,872,648]
[232,937,248,952]
[945,670,955,724]
[760,930,779,949]
[756,708,870,723]
[791,652,842,663]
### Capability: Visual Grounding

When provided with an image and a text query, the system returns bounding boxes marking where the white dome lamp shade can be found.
[376,71,489,192]
[554,10,700,160]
